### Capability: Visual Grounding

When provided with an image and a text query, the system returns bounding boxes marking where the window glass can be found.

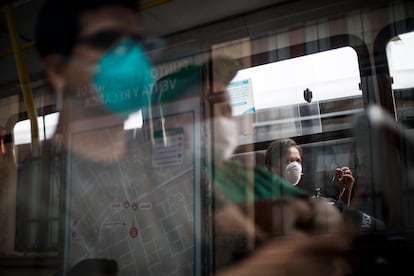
[13,113,59,145]
[13,110,144,145]
[228,46,364,144]
[386,31,414,132]
[387,32,414,90]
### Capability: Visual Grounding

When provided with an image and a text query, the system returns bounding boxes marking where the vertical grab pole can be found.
[4,4,39,152]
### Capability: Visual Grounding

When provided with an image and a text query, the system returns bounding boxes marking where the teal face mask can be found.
[93,38,155,113]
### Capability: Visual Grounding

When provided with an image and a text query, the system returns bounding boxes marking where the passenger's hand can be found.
[216,197,358,275]
[334,167,354,192]
[217,226,355,276]
[217,197,358,276]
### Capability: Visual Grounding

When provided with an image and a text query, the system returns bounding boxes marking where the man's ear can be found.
[42,54,67,90]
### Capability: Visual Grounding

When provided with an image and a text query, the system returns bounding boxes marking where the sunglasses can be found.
[75,29,156,51]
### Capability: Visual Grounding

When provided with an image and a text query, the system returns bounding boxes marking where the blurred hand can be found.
[334,167,354,192]
[216,198,358,276]
[217,230,355,276]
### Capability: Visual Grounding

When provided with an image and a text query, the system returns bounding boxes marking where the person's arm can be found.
[334,167,354,207]
[217,197,357,276]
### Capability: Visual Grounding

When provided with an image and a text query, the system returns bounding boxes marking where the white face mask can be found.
[283,161,303,186]
[213,117,239,160]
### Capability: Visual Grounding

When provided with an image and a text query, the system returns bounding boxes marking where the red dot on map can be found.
[130,227,138,238]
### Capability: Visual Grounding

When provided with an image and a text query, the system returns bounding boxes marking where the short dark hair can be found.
[264,138,302,171]
[66,258,119,276]
[35,0,140,58]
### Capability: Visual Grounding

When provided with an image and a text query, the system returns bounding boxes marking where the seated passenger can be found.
[264,138,355,206]
[264,138,385,233]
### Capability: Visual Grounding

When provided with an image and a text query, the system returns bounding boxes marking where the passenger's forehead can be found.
[78,5,142,37]
[286,146,301,158]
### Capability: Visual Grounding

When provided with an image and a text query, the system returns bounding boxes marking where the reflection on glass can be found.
[228,46,364,144]
[387,31,414,132]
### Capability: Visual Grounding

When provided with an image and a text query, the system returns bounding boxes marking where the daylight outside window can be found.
[227,46,364,143]
[13,110,143,145]
[228,46,362,115]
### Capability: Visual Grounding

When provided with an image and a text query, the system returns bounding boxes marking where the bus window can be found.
[13,112,59,145]
[228,46,364,145]
[13,110,143,146]
[386,31,414,133]
[14,140,62,252]
[384,29,414,233]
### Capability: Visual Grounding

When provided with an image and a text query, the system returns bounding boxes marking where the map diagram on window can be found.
[64,107,201,276]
